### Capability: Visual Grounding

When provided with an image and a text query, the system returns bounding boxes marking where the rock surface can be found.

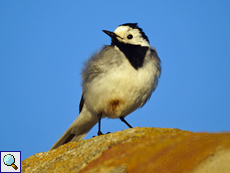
[22,127,230,173]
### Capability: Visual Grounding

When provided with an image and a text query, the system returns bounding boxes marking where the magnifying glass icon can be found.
[3,154,18,170]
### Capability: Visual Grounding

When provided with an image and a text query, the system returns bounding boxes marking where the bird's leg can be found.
[97,113,103,135]
[120,117,133,128]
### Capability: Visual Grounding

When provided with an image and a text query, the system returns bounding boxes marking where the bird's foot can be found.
[92,131,110,138]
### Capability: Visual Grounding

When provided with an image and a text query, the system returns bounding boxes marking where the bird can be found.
[50,23,161,150]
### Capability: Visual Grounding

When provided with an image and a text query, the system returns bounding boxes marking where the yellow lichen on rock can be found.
[22,127,230,173]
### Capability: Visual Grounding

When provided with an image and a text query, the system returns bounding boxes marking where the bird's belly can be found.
[84,60,156,118]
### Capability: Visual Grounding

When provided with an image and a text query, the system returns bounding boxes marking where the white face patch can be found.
[114,26,150,47]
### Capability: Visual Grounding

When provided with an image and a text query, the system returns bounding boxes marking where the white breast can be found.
[84,49,159,119]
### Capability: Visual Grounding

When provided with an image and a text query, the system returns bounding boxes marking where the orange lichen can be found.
[22,128,230,173]
[80,131,230,173]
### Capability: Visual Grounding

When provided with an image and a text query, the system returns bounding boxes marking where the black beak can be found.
[102,30,120,39]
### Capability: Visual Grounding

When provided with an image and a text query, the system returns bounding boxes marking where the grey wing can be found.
[140,48,161,107]
[151,48,161,80]
[81,45,123,92]
[79,92,84,113]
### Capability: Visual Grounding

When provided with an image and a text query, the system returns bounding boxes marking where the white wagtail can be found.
[50,23,161,149]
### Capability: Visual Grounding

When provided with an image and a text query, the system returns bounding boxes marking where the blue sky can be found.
[1,1,230,161]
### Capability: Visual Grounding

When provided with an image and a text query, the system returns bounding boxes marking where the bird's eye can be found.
[127,34,133,39]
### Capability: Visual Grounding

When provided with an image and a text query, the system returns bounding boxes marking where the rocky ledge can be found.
[22,127,230,173]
